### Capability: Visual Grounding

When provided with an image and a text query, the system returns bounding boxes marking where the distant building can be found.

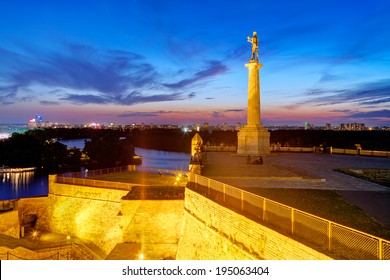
[340,123,366,131]
[304,122,314,130]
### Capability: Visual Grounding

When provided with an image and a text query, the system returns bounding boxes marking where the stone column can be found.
[237,61,270,155]
[245,61,263,125]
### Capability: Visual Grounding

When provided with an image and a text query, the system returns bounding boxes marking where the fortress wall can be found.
[121,199,184,260]
[49,182,127,202]
[44,182,130,254]
[16,182,184,258]
[0,210,20,238]
[177,189,333,260]
[18,197,50,231]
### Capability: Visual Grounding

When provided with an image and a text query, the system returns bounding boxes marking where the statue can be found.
[247,31,259,61]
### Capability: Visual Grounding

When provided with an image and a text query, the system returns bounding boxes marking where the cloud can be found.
[360,97,390,105]
[318,73,344,83]
[0,42,201,106]
[224,109,245,112]
[119,91,190,105]
[40,101,60,106]
[117,110,176,118]
[60,90,191,106]
[330,109,352,113]
[162,60,228,89]
[118,112,160,118]
[300,78,390,106]
[60,94,109,105]
[347,109,390,119]
[212,111,223,118]
[0,85,18,105]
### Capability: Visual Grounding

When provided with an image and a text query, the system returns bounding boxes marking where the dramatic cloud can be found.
[360,97,390,105]
[60,91,192,106]
[0,43,205,106]
[162,60,228,89]
[347,109,390,118]
[300,79,390,106]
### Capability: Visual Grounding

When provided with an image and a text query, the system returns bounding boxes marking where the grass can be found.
[334,168,390,188]
[92,171,188,187]
[242,187,390,240]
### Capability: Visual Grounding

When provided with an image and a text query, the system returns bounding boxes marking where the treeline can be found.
[1,128,389,174]
[128,129,237,153]
[270,130,390,151]
[0,129,136,174]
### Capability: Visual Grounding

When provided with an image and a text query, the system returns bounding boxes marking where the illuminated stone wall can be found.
[18,197,50,231]
[46,182,129,255]
[121,199,184,260]
[177,188,333,260]
[0,210,20,238]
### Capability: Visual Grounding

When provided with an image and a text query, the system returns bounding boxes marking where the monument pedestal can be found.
[237,124,270,155]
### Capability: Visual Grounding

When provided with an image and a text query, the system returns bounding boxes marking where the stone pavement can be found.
[201,152,390,228]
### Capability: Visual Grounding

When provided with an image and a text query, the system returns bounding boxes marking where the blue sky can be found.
[1,0,390,126]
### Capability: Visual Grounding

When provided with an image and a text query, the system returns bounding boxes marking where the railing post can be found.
[241,190,244,212]
[379,239,383,260]
[291,209,295,235]
[328,221,332,252]
[223,184,226,203]
[263,198,267,221]
[208,178,211,196]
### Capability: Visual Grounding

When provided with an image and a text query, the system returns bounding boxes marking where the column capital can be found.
[245,61,263,70]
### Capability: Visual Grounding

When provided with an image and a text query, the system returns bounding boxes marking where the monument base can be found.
[237,124,270,155]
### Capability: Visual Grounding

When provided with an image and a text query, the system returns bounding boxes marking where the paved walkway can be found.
[201,152,390,228]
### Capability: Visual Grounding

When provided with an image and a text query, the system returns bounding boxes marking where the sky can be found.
[1,0,390,127]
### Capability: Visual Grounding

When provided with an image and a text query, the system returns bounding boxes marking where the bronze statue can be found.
[247,31,259,61]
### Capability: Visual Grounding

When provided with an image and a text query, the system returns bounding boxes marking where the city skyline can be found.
[1,0,390,127]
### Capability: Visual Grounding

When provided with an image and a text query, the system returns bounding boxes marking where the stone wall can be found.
[0,210,20,238]
[46,182,129,255]
[121,199,184,260]
[177,188,333,260]
[18,197,50,231]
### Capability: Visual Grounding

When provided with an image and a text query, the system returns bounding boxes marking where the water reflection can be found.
[1,171,35,197]
[0,170,48,200]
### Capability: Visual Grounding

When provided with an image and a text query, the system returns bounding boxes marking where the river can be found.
[0,139,190,200]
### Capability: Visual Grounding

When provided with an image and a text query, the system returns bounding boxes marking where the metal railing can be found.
[0,241,101,260]
[55,176,134,190]
[58,166,129,178]
[54,166,187,190]
[188,173,390,260]
[135,166,188,176]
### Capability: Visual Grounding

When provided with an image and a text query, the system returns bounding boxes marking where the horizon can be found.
[1,1,390,127]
